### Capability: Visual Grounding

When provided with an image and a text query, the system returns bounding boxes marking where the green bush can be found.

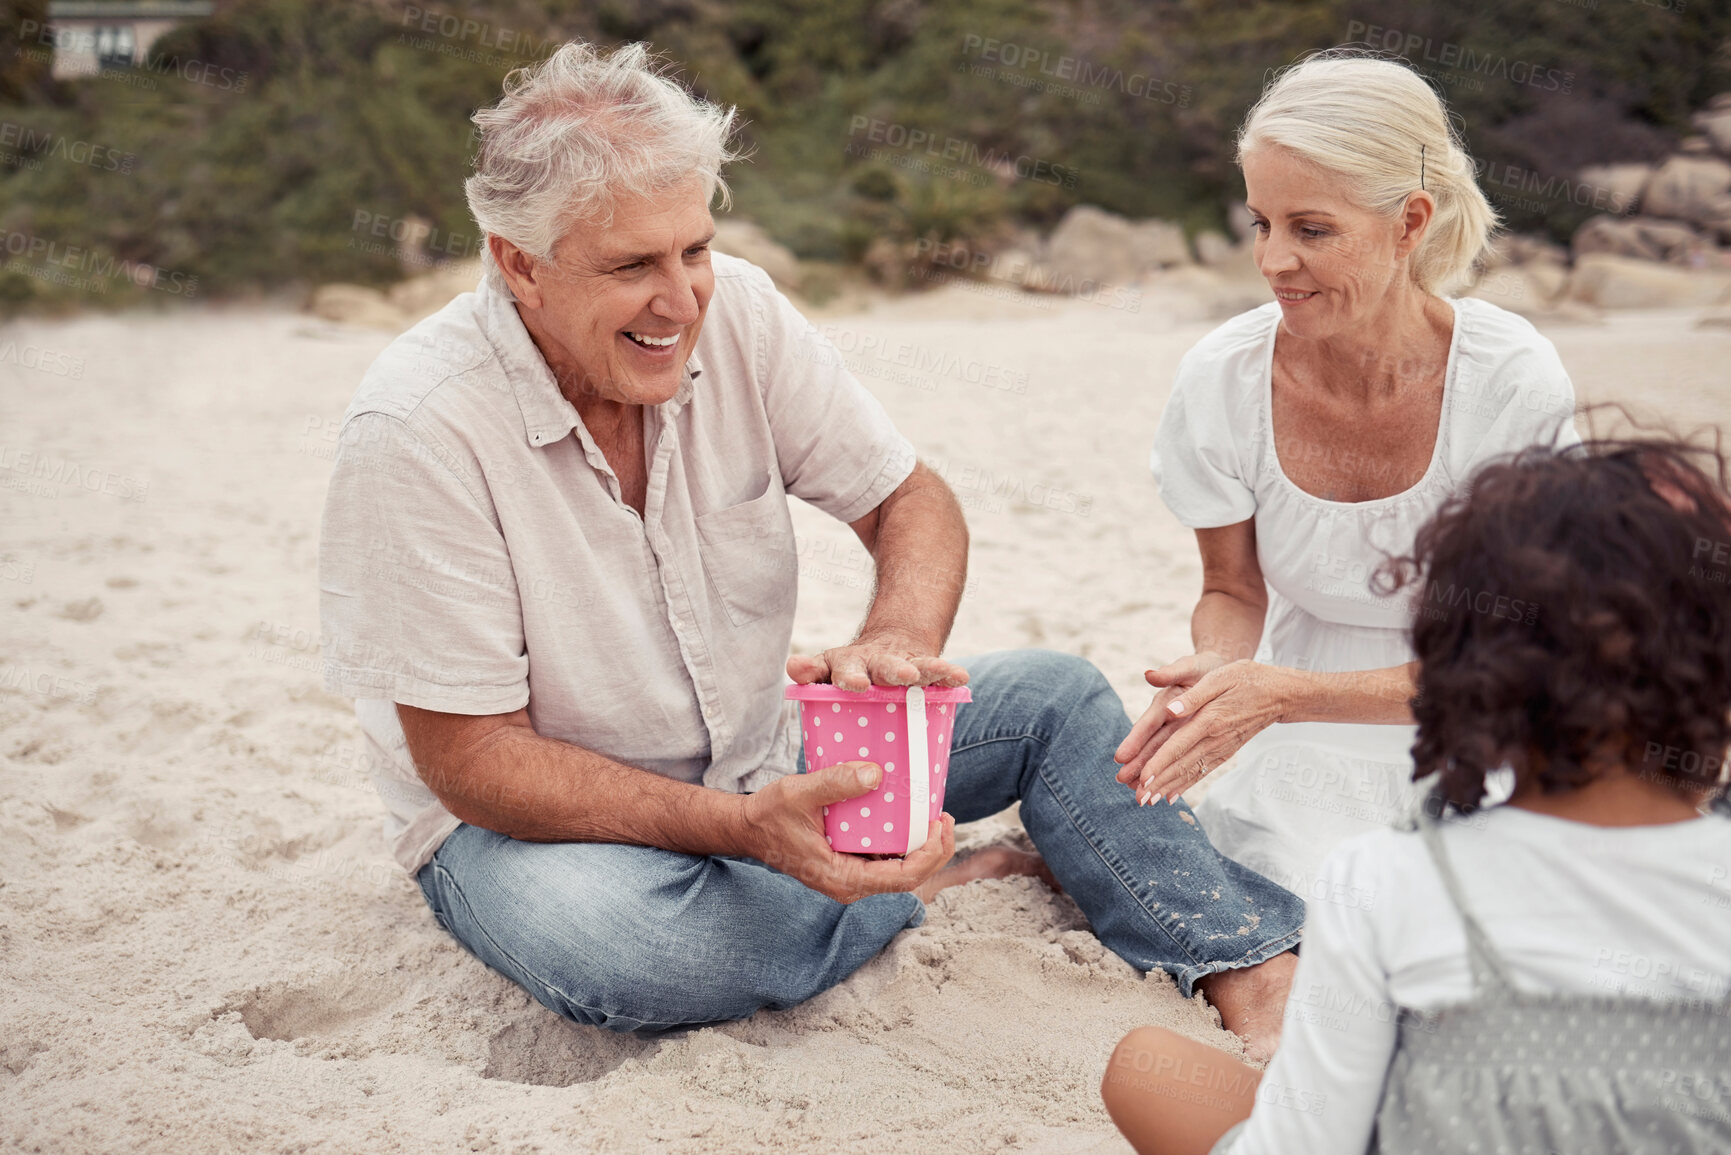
[0,0,1726,312]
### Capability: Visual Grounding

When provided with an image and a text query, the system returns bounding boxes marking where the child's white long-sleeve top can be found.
[1218,805,1731,1154]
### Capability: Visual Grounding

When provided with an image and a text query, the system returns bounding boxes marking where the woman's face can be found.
[1242,145,1428,341]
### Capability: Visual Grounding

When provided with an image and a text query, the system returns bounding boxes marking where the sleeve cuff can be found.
[1166,498,1258,530]
[322,667,529,716]
[827,438,918,525]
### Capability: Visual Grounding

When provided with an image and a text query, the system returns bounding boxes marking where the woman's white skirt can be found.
[1191,721,1426,900]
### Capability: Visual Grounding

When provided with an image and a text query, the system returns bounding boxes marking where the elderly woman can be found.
[1112,53,1578,898]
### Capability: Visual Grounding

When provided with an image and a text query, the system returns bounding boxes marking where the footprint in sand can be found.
[42,803,91,832]
[55,597,104,622]
[228,974,400,1043]
[482,1015,657,1086]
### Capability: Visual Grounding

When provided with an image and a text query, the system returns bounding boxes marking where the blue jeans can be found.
[415,650,1304,1032]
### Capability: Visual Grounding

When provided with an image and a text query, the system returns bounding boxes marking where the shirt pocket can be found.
[694,473,797,628]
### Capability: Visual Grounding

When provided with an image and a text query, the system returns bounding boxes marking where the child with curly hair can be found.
[1102,434,1731,1155]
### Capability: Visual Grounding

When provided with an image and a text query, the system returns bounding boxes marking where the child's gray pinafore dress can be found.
[1378,807,1731,1153]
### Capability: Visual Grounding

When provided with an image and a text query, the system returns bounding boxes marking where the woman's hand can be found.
[1113,652,1229,786]
[1115,658,1292,804]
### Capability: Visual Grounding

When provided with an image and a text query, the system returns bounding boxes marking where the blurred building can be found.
[44,1,214,79]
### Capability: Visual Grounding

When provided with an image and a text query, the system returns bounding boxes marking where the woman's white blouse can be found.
[1150,298,1579,895]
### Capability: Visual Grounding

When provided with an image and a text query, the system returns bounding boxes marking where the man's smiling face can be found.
[502,178,716,408]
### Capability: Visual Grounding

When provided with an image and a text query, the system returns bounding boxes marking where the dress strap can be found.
[1415,796,1515,994]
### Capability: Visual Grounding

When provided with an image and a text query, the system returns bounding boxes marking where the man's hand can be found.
[786,631,969,691]
[797,462,969,692]
[738,760,956,903]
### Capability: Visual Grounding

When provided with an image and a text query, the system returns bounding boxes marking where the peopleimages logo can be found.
[845,116,1079,189]
[0,340,84,378]
[349,209,479,263]
[0,122,135,173]
[958,34,1191,106]
[0,229,197,297]
[15,21,250,92]
[1346,21,1574,94]
[1472,158,1637,214]
[398,5,562,62]
[0,444,150,502]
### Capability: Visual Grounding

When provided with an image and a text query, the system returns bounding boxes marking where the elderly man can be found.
[318,41,1304,1056]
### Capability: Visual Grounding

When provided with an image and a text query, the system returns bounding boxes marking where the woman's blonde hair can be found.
[1236,51,1499,295]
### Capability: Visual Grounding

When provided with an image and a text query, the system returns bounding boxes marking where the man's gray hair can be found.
[466,41,743,291]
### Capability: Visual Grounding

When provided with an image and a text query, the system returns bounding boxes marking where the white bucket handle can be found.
[904,686,929,854]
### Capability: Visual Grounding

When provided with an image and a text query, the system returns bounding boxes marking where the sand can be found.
[3,280,1727,1153]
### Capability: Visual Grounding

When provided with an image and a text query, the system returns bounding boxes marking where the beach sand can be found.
[3,282,1726,1153]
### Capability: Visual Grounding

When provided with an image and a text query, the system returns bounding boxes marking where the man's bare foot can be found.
[911,845,1062,902]
[1193,949,1298,1064]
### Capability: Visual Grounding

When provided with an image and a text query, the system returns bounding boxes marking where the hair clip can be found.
[1421,144,1427,191]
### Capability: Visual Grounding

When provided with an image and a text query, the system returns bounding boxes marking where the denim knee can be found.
[1037,649,1116,701]
[567,889,924,1032]
[977,649,1122,725]
[417,836,925,1034]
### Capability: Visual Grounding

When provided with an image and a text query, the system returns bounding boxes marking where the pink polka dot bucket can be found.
[783,683,972,856]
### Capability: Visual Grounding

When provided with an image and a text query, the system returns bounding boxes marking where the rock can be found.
[307,284,407,330]
[1525,262,1570,299]
[712,218,802,290]
[1679,136,1715,157]
[1478,234,1570,314]
[1572,215,1713,265]
[1696,305,1731,331]
[1468,265,1572,317]
[1575,164,1652,215]
[1140,265,1273,320]
[1042,205,1191,287]
[1566,253,1731,309]
[1696,104,1731,158]
[981,248,1057,292]
[1485,233,1570,268]
[308,258,483,331]
[1193,231,1236,266]
[1640,156,1731,238]
[856,236,900,288]
[1225,201,1256,244]
[387,259,482,322]
[1543,299,1607,325]
[1128,218,1193,269]
[1195,233,1260,279]
[392,214,436,272]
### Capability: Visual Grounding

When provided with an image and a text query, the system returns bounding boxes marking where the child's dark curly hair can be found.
[1378,430,1731,812]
